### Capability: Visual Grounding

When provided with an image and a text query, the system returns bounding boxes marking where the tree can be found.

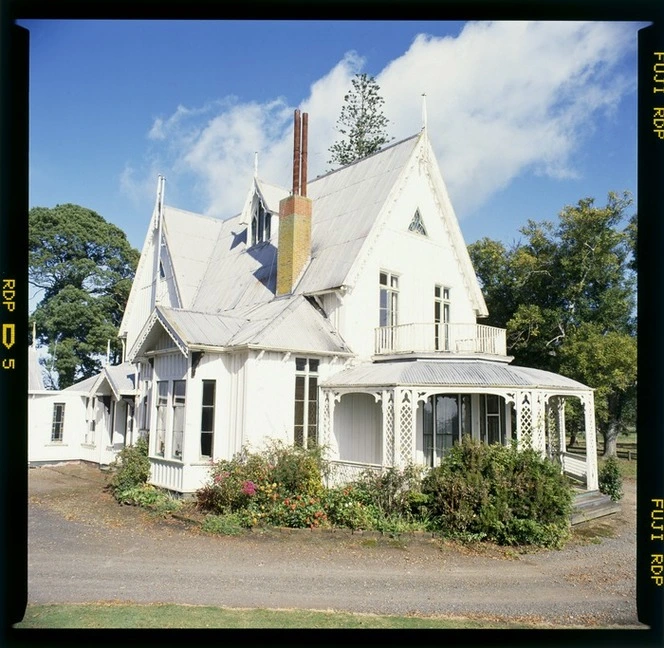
[328,73,393,167]
[468,192,636,456]
[29,204,140,389]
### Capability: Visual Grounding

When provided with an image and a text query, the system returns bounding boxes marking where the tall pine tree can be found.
[328,73,393,167]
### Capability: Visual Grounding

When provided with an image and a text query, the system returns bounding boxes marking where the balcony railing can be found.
[374,322,507,356]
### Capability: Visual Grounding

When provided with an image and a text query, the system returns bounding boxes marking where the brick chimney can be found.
[277,110,312,296]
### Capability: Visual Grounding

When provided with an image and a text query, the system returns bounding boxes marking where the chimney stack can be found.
[277,110,312,296]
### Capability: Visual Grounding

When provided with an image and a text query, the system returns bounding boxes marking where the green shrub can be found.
[421,438,573,548]
[109,437,150,499]
[350,465,427,519]
[599,456,624,501]
[115,483,181,516]
[201,513,244,535]
[321,486,377,530]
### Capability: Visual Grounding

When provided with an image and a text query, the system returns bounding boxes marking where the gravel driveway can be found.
[25,463,643,628]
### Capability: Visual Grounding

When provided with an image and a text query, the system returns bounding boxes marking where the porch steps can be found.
[571,490,621,525]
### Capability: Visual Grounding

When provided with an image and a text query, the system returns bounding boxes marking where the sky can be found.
[19,19,646,309]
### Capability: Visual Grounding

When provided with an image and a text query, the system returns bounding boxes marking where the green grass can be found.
[14,603,544,629]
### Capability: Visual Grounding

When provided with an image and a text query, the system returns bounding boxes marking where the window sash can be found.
[201,380,215,458]
[294,359,319,448]
[51,403,65,442]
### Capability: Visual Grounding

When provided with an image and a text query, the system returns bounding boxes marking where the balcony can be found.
[374,322,507,357]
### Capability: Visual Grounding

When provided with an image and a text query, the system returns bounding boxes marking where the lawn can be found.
[14,603,544,630]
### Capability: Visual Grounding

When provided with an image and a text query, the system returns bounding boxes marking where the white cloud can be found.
[122,22,637,221]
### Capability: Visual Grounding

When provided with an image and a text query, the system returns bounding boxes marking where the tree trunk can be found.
[602,420,619,458]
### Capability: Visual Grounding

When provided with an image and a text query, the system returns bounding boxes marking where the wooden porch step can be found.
[571,490,621,525]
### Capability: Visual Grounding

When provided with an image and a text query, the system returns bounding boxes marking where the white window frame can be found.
[155,381,168,457]
[51,403,65,443]
[294,358,320,449]
[171,380,186,460]
[200,380,216,459]
[379,271,399,328]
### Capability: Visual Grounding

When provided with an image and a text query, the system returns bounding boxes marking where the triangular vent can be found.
[408,209,427,236]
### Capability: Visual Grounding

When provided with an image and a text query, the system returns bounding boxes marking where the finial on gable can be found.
[421,93,428,132]
[254,151,258,178]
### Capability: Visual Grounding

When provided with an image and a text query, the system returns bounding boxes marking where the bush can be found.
[421,438,573,548]
[109,437,150,499]
[195,443,328,525]
[116,483,181,516]
[599,456,624,502]
[321,485,377,530]
[201,513,244,535]
[350,465,427,520]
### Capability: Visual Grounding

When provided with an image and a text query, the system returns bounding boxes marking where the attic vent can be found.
[408,209,427,236]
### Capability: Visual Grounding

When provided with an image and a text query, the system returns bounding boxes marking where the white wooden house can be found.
[30,111,599,493]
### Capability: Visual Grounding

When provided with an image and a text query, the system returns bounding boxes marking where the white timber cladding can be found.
[341,159,478,359]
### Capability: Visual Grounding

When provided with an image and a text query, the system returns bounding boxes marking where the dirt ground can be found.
[25,461,643,628]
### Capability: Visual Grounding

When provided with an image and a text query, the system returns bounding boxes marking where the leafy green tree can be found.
[328,73,393,167]
[468,192,636,456]
[29,204,139,388]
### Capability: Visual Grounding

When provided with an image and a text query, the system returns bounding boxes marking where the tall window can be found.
[200,380,216,459]
[85,397,96,445]
[294,358,319,448]
[155,381,168,457]
[141,380,151,431]
[51,403,65,442]
[251,200,271,246]
[480,394,505,445]
[171,380,186,460]
[379,271,399,327]
[434,285,451,351]
[423,394,472,466]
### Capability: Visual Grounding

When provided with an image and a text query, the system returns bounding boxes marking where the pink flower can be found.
[241,480,256,496]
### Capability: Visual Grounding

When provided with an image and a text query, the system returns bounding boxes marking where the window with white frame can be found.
[294,358,319,448]
[51,403,65,442]
[422,394,472,466]
[171,380,186,460]
[200,380,216,459]
[141,380,151,431]
[480,394,505,445]
[251,199,272,246]
[85,397,96,445]
[434,285,451,351]
[379,271,399,328]
[155,381,168,457]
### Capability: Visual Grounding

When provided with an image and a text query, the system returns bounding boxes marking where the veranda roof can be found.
[321,359,591,392]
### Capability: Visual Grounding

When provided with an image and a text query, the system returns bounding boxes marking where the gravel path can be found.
[26,463,642,628]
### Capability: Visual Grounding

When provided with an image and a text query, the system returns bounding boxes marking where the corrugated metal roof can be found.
[162,206,225,309]
[103,362,137,396]
[157,134,420,315]
[297,134,420,293]
[321,359,591,391]
[63,372,101,393]
[158,296,351,355]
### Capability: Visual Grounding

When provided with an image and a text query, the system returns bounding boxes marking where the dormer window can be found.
[408,208,427,236]
[251,199,272,246]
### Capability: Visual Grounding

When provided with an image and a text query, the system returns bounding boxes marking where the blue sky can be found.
[19,19,645,308]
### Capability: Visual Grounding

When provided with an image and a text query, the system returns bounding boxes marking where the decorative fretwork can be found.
[384,391,395,467]
[518,392,533,450]
[398,390,414,465]
[546,397,561,463]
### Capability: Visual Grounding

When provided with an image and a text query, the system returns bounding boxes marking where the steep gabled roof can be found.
[297,134,421,294]
[130,296,352,359]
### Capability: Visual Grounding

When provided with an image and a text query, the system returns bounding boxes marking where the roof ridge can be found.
[309,131,422,184]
